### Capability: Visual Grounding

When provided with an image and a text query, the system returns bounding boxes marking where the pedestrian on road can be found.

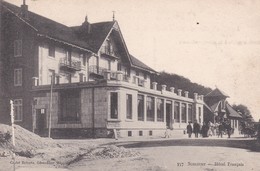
[218,122,224,138]
[202,122,209,138]
[193,120,200,138]
[226,121,232,138]
[187,122,193,138]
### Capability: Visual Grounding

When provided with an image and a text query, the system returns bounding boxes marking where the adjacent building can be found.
[0,1,209,138]
[203,88,242,134]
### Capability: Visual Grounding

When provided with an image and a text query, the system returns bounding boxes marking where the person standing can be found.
[218,122,224,138]
[193,120,200,138]
[187,122,193,138]
[226,121,232,138]
[202,122,209,138]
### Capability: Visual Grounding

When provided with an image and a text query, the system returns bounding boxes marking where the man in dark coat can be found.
[187,122,193,138]
[201,122,209,138]
[226,121,232,138]
[193,120,200,138]
[218,122,224,138]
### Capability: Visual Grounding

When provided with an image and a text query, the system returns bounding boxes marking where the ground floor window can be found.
[60,90,80,122]
[13,99,23,121]
[181,103,187,123]
[126,94,132,119]
[138,95,144,121]
[146,96,155,121]
[110,92,118,119]
[188,104,192,122]
[174,102,180,123]
[157,98,164,122]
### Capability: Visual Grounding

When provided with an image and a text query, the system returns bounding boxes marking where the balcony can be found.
[89,65,129,81]
[60,58,81,72]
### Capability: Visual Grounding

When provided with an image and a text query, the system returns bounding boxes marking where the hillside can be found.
[154,71,212,98]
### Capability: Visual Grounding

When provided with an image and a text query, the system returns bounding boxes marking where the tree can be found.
[232,104,254,122]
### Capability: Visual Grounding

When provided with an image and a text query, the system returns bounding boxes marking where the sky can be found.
[5,0,260,120]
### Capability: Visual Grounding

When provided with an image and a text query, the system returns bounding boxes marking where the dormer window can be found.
[48,45,55,57]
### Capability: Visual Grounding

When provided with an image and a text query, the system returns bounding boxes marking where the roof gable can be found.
[205,88,229,98]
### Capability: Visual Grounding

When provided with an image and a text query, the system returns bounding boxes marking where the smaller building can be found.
[204,88,242,134]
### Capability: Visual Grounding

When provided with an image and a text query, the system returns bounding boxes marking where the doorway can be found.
[36,109,46,135]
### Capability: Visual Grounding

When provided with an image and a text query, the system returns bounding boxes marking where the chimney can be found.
[194,93,198,100]
[83,15,91,34]
[170,87,175,93]
[184,91,189,98]
[161,85,167,91]
[20,0,29,19]
[152,82,157,90]
[177,89,182,96]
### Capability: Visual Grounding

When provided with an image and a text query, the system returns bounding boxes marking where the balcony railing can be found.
[89,65,130,81]
[60,58,81,71]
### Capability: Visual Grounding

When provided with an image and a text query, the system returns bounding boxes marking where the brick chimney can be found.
[20,0,29,19]
[82,15,91,34]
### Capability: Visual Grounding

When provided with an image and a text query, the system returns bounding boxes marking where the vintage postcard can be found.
[0,0,260,171]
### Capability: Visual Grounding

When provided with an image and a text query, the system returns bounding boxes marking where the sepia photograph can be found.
[0,0,260,170]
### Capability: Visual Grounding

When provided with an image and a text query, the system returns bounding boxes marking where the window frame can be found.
[110,92,119,119]
[14,68,22,86]
[13,99,23,122]
[157,98,164,122]
[126,94,133,120]
[137,94,145,121]
[146,96,155,121]
[48,45,55,58]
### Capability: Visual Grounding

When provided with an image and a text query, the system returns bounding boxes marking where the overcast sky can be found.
[6,0,260,120]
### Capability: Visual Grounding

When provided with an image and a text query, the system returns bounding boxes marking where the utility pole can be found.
[48,75,53,138]
[10,100,16,171]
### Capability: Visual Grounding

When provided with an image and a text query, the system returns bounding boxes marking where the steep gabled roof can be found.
[205,88,229,98]
[2,1,157,73]
[208,101,220,113]
[71,21,115,53]
[226,103,242,118]
[130,55,157,73]
[2,1,93,52]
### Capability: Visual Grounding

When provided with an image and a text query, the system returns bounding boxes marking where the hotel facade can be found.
[1,1,207,138]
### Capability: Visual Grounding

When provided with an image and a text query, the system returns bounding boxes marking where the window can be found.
[188,104,192,122]
[110,92,118,119]
[157,99,164,122]
[79,73,84,82]
[126,94,132,119]
[149,130,153,136]
[139,131,143,136]
[138,95,144,121]
[146,96,155,121]
[48,45,55,57]
[128,131,132,137]
[14,69,22,86]
[174,102,180,123]
[48,69,55,85]
[117,63,121,71]
[181,103,187,123]
[60,90,80,122]
[14,40,22,57]
[13,99,23,121]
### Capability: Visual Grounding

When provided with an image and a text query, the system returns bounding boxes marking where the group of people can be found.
[186,120,233,138]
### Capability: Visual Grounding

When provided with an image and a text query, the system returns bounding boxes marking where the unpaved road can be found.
[1,137,259,171]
